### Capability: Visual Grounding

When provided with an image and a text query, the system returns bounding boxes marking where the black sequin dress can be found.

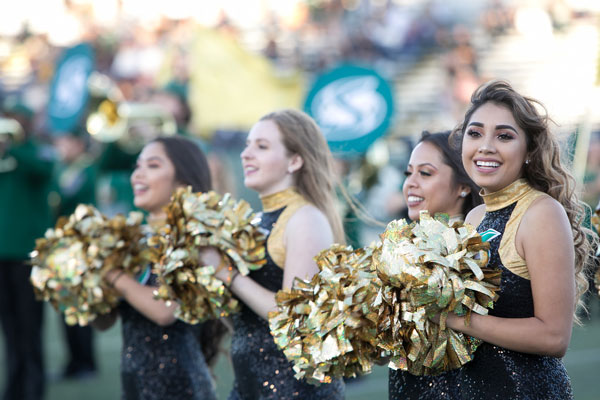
[118,270,217,400]
[390,179,573,399]
[389,369,460,400]
[228,188,345,400]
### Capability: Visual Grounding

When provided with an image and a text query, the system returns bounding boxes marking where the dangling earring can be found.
[460,191,468,198]
[525,159,530,165]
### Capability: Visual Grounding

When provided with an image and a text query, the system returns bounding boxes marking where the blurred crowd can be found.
[0,0,597,264]
[1,0,598,294]
[0,0,518,214]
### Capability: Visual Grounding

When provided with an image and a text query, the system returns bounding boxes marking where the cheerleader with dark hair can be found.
[94,136,226,400]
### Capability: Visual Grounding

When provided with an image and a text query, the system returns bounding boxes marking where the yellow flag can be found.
[188,28,304,138]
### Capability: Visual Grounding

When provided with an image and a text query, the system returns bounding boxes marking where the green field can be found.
[2,299,599,400]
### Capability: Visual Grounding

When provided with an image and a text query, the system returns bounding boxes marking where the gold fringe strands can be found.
[30,205,147,326]
[269,211,501,384]
[375,211,500,375]
[269,244,382,385]
[153,187,266,323]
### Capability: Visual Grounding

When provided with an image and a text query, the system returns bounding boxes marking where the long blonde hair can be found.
[453,80,597,323]
[260,109,345,244]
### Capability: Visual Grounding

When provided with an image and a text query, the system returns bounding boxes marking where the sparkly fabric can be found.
[389,185,573,399]
[118,272,216,400]
[228,207,345,400]
[389,368,460,399]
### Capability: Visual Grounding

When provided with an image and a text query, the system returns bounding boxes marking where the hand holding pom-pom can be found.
[153,188,266,323]
[269,212,501,382]
[30,205,148,326]
[375,211,500,375]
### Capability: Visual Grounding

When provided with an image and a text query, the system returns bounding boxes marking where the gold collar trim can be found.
[261,187,305,212]
[481,179,533,212]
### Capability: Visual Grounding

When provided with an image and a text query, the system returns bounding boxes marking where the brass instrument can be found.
[85,73,177,154]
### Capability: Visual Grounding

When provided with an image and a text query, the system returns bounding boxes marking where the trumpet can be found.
[87,101,177,154]
[85,73,177,154]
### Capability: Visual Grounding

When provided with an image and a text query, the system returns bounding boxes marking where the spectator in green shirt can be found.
[0,99,53,400]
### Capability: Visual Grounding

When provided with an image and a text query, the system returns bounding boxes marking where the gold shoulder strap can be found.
[267,198,309,269]
[498,190,547,280]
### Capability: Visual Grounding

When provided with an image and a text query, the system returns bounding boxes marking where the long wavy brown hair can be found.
[260,109,345,244]
[451,80,597,323]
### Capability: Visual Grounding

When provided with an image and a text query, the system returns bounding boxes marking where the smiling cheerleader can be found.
[429,80,596,400]
[201,109,346,399]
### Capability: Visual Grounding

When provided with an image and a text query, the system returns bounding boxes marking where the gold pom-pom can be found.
[30,205,147,326]
[375,211,500,375]
[269,244,382,385]
[153,187,266,323]
[270,212,499,382]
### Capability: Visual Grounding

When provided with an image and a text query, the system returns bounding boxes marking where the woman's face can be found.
[402,141,466,221]
[461,102,528,194]
[240,119,301,197]
[130,142,178,216]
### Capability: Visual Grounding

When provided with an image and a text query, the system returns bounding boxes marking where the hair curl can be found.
[452,80,597,323]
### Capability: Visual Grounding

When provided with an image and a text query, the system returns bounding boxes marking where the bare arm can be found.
[206,205,334,320]
[450,197,575,357]
[104,269,178,327]
[281,205,334,289]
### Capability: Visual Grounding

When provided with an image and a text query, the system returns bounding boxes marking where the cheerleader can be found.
[93,136,225,400]
[202,109,346,399]
[441,80,595,399]
[388,130,482,399]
